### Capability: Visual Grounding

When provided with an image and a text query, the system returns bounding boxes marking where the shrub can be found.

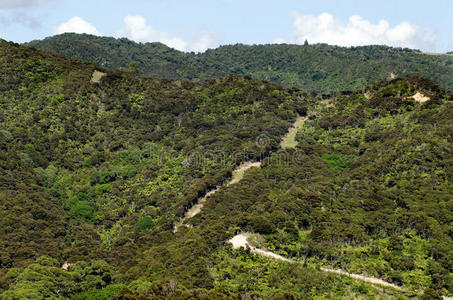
[71,284,127,300]
[70,202,97,224]
[321,153,357,173]
[134,216,155,233]
[0,129,13,141]
[34,164,58,188]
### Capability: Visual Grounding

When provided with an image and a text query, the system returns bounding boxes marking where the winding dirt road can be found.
[229,233,405,291]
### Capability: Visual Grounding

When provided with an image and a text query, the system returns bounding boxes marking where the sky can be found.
[0,0,452,53]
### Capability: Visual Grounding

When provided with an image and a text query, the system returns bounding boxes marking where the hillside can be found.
[198,77,453,298]
[0,40,452,299]
[27,33,453,93]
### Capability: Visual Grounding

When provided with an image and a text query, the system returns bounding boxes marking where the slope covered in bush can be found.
[0,39,307,297]
[1,39,452,299]
[193,77,453,297]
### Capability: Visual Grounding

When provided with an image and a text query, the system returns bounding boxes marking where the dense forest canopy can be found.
[27,33,453,93]
[0,38,452,299]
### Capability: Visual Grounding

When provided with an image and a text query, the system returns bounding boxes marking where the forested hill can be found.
[27,33,453,93]
[0,38,304,298]
[1,39,452,299]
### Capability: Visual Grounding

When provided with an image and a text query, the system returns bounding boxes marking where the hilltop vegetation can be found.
[0,39,452,299]
[28,33,453,93]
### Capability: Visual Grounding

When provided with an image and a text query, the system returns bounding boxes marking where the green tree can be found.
[128,61,139,74]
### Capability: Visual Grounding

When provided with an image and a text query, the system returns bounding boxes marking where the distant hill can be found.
[27,33,453,93]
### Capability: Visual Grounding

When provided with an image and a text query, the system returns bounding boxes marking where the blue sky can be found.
[0,0,452,52]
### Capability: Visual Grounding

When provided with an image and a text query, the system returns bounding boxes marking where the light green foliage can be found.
[138,155,186,197]
[210,247,404,299]
[321,153,357,173]
[127,279,153,293]
[129,93,144,112]
[134,216,165,233]
[0,129,13,141]
[34,164,58,188]
[0,256,115,299]
[71,284,126,300]
[333,231,438,293]
[64,192,99,224]
[128,61,139,74]
[17,152,34,167]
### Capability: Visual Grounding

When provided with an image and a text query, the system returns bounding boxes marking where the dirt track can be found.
[173,161,262,232]
[281,116,307,149]
[229,233,404,291]
[174,116,305,232]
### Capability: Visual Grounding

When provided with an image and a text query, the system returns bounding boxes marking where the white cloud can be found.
[284,12,436,51]
[117,15,216,52]
[117,15,186,50]
[53,16,101,36]
[188,33,216,53]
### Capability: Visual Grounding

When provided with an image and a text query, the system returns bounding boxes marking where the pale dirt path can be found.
[411,92,430,103]
[174,115,306,232]
[185,189,219,219]
[229,233,405,292]
[228,161,262,186]
[319,267,403,291]
[281,116,307,149]
[173,162,262,232]
[229,233,293,263]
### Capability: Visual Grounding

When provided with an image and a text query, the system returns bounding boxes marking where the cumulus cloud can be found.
[0,0,46,8]
[285,12,436,51]
[117,15,216,52]
[53,16,101,36]
[188,33,216,53]
[117,15,187,50]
